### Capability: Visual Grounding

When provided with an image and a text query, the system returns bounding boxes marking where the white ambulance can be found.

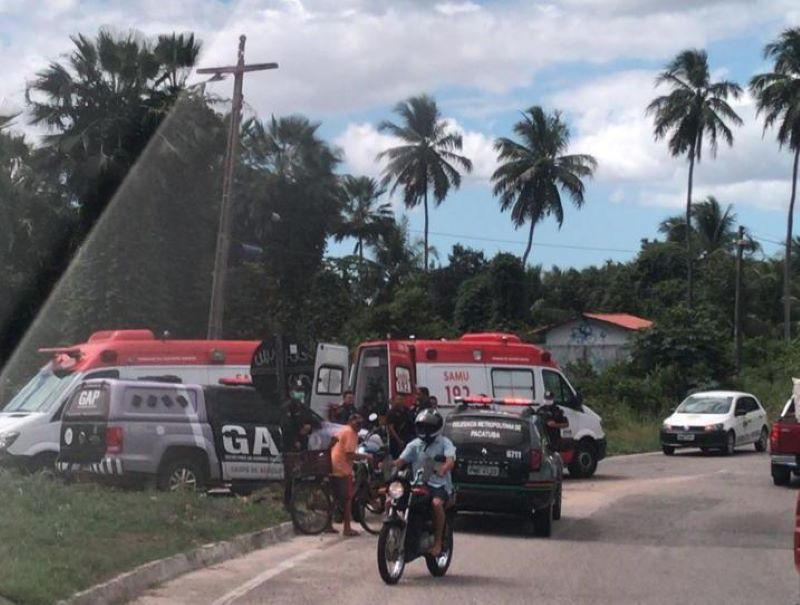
[309,332,606,478]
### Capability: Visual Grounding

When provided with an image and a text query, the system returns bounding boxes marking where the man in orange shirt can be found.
[329,413,371,536]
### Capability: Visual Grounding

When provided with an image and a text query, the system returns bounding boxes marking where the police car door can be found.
[309,343,349,418]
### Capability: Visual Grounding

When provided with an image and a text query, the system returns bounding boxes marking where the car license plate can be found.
[677,433,695,442]
[467,464,500,477]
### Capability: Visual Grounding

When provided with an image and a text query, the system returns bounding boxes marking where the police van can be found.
[308,332,606,478]
[58,378,341,490]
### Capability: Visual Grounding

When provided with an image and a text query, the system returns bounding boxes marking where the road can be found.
[133,449,799,605]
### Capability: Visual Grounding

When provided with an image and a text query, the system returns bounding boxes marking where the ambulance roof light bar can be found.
[454,396,541,409]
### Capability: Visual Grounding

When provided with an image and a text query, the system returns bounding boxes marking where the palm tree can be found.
[491,106,596,266]
[334,176,393,264]
[377,94,472,271]
[25,29,201,238]
[647,49,743,308]
[750,28,800,340]
[660,196,737,254]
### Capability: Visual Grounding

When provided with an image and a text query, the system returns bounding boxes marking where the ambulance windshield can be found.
[3,365,74,414]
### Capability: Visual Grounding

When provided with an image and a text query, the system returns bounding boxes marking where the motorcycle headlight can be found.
[0,431,20,451]
[388,481,405,500]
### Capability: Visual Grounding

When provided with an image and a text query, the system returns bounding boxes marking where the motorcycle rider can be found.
[394,408,456,557]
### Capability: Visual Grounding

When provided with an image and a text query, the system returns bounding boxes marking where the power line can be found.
[408,229,639,254]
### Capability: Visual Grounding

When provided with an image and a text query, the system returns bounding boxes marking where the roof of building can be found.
[583,313,653,331]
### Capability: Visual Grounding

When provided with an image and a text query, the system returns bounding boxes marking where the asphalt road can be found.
[133,448,799,605]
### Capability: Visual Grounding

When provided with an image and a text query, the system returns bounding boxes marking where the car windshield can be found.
[446,415,530,448]
[675,396,733,415]
[3,365,74,414]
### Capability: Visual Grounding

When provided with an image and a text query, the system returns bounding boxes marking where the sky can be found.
[2,0,800,269]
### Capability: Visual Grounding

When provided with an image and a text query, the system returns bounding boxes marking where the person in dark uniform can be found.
[331,389,357,424]
[280,380,319,508]
[386,395,415,459]
[537,390,569,451]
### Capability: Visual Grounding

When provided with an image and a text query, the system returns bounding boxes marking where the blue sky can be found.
[1,0,799,268]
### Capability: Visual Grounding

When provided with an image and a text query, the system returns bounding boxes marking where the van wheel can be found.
[27,452,58,474]
[157,457,207,492]
[568,440,598,478]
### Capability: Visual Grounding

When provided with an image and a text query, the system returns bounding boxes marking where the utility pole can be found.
[199,36,278,340]
[734,224,746,375]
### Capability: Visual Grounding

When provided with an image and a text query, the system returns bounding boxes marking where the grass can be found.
[0,471,287,605]
[601,405,662,456]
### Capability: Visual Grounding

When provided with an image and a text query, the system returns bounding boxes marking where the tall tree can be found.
[491,106,596,266]
[750,27,800,340]
[377,94,472,271]
[658,195,737,255]
[333,175,393,265]
[647,49,742,308]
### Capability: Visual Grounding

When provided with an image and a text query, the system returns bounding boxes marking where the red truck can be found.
[770,385,800,486]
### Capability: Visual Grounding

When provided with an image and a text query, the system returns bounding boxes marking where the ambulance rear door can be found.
[309,343,349,417]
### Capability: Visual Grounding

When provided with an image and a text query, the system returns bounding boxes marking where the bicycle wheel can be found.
[289,478,332,535]
[357,492,384,535]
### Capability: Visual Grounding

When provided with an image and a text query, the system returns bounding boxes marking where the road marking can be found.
[210,542,332,605]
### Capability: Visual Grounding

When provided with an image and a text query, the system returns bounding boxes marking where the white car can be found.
[660,390,769,456]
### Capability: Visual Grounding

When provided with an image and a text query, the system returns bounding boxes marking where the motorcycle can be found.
[376,455,455,584]
[353,413,390,534]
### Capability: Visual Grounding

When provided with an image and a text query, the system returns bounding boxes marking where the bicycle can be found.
[284,450,333,535]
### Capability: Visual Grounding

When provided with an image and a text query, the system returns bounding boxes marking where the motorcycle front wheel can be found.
[377,524,406,584]
[425,521,453,577]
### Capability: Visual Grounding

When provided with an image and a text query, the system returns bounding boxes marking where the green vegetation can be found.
[0,470,286,605]
[4,29,800,450]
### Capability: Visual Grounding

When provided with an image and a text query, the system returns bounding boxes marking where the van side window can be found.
[316,366,344,395]
[542,370,578,409]
[492,369,535,400]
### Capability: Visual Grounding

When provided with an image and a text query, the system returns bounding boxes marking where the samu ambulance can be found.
[0,329,258,471]
[308,332,606,478]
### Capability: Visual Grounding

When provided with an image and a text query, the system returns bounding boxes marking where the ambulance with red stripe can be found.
[0,329,258,471]
[314,332,606,478]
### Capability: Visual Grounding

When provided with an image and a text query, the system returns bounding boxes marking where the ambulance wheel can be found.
[28,451,58,474]
[568,439,598,478]
[157,456,207,492]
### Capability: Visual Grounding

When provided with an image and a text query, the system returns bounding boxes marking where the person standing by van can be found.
[331,390,357,424]
[328,413,371,536]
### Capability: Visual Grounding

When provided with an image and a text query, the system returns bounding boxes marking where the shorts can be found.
[428,485,450,503]
[330,475,353,502]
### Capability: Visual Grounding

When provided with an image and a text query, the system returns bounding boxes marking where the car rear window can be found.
[446,415,530,448]
[64,385,109,419]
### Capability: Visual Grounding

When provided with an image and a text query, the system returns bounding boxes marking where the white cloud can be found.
[1,0,796,126]
[335,117,497,183]
[549,69,798,212]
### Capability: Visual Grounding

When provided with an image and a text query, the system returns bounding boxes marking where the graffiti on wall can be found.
[569,321,608,345]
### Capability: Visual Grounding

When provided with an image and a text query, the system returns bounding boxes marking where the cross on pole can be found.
[199,35,278,340]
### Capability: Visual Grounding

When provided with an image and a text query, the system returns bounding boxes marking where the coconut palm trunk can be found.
[423,189,429,271]
[523,220,535,267]
[785,147,800,340]
[686,144,696,308]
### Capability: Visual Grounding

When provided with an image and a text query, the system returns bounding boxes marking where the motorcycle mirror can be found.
[369,413,378,422]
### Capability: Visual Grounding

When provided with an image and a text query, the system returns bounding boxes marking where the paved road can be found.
[133,449,799,605]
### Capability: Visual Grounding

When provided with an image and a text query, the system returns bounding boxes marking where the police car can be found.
[444,396,564,536]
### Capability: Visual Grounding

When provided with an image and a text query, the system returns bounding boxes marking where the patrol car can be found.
[444,396,563,537]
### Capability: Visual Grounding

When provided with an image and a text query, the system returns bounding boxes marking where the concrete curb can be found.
[58,521,295,605]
